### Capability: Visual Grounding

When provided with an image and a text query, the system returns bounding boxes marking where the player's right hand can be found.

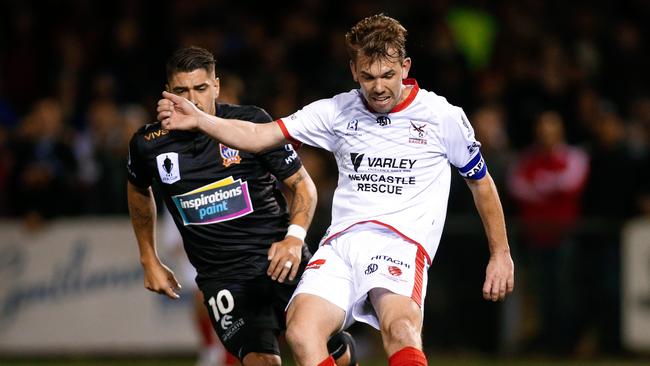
[267,236,303,283]
[157,91,201,131]
[143,260,182,299]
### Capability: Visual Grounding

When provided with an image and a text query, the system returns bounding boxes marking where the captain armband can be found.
[458,152,487,180]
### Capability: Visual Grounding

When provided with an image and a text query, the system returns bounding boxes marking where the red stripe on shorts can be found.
[410,248,426,306]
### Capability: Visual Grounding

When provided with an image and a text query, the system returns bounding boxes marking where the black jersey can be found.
[127,103,304,284]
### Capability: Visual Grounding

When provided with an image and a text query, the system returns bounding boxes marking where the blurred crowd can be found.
[2,0,649,359]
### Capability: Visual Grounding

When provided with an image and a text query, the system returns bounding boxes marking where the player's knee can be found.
[242,351,281,366]
[285,321,307,350]
[383,318,421,349]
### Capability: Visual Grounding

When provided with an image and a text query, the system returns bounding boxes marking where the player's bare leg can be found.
[241,352,280,366]
[286,293,346,366]
[370,288,427,364]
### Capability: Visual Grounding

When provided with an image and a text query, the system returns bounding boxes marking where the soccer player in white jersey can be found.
[157,14,514,366]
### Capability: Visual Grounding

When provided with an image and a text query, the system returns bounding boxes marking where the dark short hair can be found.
[165,46,216,81]
[345,14,407,64]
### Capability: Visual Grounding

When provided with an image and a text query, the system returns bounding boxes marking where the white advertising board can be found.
[622,218,650,352]
[0,218,197,355]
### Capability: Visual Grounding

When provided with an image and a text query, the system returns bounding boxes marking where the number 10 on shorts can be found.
[208,289,235,329]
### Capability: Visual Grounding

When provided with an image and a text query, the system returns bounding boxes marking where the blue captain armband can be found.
[458,152,487,179]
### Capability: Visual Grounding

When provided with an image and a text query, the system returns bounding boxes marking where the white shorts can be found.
[289,223,429,330]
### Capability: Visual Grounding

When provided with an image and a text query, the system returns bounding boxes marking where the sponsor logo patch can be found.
[156,152,181,184]
[284,144,298,165]
[370,255,411,268]
[365,263,378,275]
[467,141,480,155]
[144,128,169,141]
[388,266,402,277]
[306,259,326,270]
[172,176,253,225]
[376,115,391,126]
[350,153,365,172]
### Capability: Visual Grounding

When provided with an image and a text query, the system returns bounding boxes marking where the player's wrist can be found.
[285,224,306,242]
[196,114,208,131]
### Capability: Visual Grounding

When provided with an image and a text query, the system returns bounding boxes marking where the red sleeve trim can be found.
[276,118,302,148]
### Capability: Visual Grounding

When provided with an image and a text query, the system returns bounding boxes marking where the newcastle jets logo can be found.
[156,152,181,184]
[350,152,365,172]
[220,144,241,167]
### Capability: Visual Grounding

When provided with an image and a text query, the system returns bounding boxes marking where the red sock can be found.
[388,346,427,366]
[318,355,336,366]
[225,352,238,365]
[197,314,216,346]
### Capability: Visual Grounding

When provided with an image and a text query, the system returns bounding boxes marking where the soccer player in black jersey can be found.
[127,47,356,366]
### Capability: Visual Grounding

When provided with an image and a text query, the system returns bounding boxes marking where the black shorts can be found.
[200,273,300,360]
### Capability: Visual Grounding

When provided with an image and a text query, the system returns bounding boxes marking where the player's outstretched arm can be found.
[465,173,515,302]
[157,91,287,153]
[127,181,181,299]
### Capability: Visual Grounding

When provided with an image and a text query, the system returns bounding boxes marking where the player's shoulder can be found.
[332,88,363,109]
[131,121,167,143]
[300,89,361,118]
[417,87,465,124]
[417,87,458,114]
[217,103,272,124]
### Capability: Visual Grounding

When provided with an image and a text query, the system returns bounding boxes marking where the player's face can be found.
[166,68,220,116]
[350,52,411,114]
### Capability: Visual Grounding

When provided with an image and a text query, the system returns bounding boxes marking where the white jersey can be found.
[277,79,486,264]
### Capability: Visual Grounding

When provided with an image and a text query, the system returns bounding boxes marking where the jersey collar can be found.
[362,78,419,114]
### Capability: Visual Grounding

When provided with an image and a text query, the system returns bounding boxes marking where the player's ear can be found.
[214,77,220,99]
[401,57,412,79]
[350,60,358,82]
[165,83,171,92]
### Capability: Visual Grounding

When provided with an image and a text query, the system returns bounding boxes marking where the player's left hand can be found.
[482,249,515,302]
[267,236,303,283]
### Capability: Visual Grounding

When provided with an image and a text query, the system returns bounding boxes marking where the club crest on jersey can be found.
[220,144,241,167]
[408,120,428,145]
[156,152,181,184]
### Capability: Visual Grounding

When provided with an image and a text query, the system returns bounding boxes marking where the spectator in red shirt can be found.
[508,110,589,354]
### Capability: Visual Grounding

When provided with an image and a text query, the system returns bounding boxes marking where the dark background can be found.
[1,0,649,359]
